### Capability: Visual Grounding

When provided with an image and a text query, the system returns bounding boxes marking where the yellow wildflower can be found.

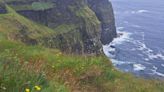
[52,65,55,68]
[34,86,41,91]
[25,88,30,92]
[56,52,62,57]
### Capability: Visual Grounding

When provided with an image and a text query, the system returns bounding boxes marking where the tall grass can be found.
[0,40,164,92]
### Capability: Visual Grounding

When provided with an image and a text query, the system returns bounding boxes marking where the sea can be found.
[104,0,164,79]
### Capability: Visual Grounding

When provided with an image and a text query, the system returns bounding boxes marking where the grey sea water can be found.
[104,0,164,79]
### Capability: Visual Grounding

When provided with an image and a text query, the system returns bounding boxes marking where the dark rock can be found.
[17,10,49,26]
[87,0,117,45]
[5,0,116,54]
[0,2,7,14]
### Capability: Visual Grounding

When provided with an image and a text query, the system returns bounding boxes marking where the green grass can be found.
[0,40,164,92]
[53,24,77,34]
[0,6,56,39]
[76,6,100,25]
[9,4,33,11]
[76,6,101,34]
[32,2,54,11]
[0,6,78,40]
[5,0,55,11]
[5,0,28,2]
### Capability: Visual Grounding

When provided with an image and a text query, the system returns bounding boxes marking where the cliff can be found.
[0,1,7,13]
[87,0,117,44]
[4,0,116,54]
[0,1,164,92]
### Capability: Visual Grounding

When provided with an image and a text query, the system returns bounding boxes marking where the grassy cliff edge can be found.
[0,4,164,92]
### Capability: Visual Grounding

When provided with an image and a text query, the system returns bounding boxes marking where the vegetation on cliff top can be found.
[1,40,164,92]
[32,2,54,11]
[76,6,100,25]
[3,0,54,11]
[0,6,56,38]
[0,4,164,92]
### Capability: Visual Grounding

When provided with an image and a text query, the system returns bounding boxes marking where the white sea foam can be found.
[103,45,122,65]
[144,58,150,61]
[137,10,149,13]
[110,59,133,66]
[131,10,149,14]
[156,53,164,60]
[153,66,158,70]
[117,27,124,31]
[103,30,132,66]
[148,53,164,60]
[131,24,141,28]
[103,47,116,58]
[133,64,146,71]
[112,31,131,45]
[103,28,164,76]
[161,64,164,67]
[103,31,131,59]
[137,42,164,61]
[129,32,164,61]
[137,42,147,51]
[151,66,164,77]
[155,72,164,77]
[110,59,125,65]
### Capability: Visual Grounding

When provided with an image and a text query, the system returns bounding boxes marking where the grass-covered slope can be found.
[5,0,55,11]
[3,0,103,54]
[1,40,164,92]
[0,6,56,39]
[0,5,164,92]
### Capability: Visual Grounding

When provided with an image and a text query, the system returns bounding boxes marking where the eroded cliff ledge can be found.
[4,0,116,54]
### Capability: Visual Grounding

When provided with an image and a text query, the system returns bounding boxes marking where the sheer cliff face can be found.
[87,0,117,45]
[5,0,116,54]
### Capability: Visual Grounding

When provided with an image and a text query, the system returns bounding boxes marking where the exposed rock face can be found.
[0,2,7,14]
[87,0,117,45]
[17,10,49,26]
[5,0,116,54]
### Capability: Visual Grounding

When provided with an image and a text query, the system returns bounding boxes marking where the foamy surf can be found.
[110,0,164,79]
[111,31,131,45]
[131,10,149,14]
[151,66,164,77]
[131,24,141,28]
[103,30,132,66]
[133,40,164,61]
[127,32,164,61]
[137,10,149,13]
[103,29,164,78]
[103,30,131,57]
[133,64,146,71]
[110,59,126,65]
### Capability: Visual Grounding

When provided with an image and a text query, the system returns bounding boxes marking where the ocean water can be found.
[104,0,164,79]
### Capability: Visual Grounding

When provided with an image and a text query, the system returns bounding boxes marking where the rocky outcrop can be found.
[17,10,49,26]
[38,0,102,54]
[5,0,116,54]
[40,27,101,54]
[0,1,7,14]
[87,0,117,45]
